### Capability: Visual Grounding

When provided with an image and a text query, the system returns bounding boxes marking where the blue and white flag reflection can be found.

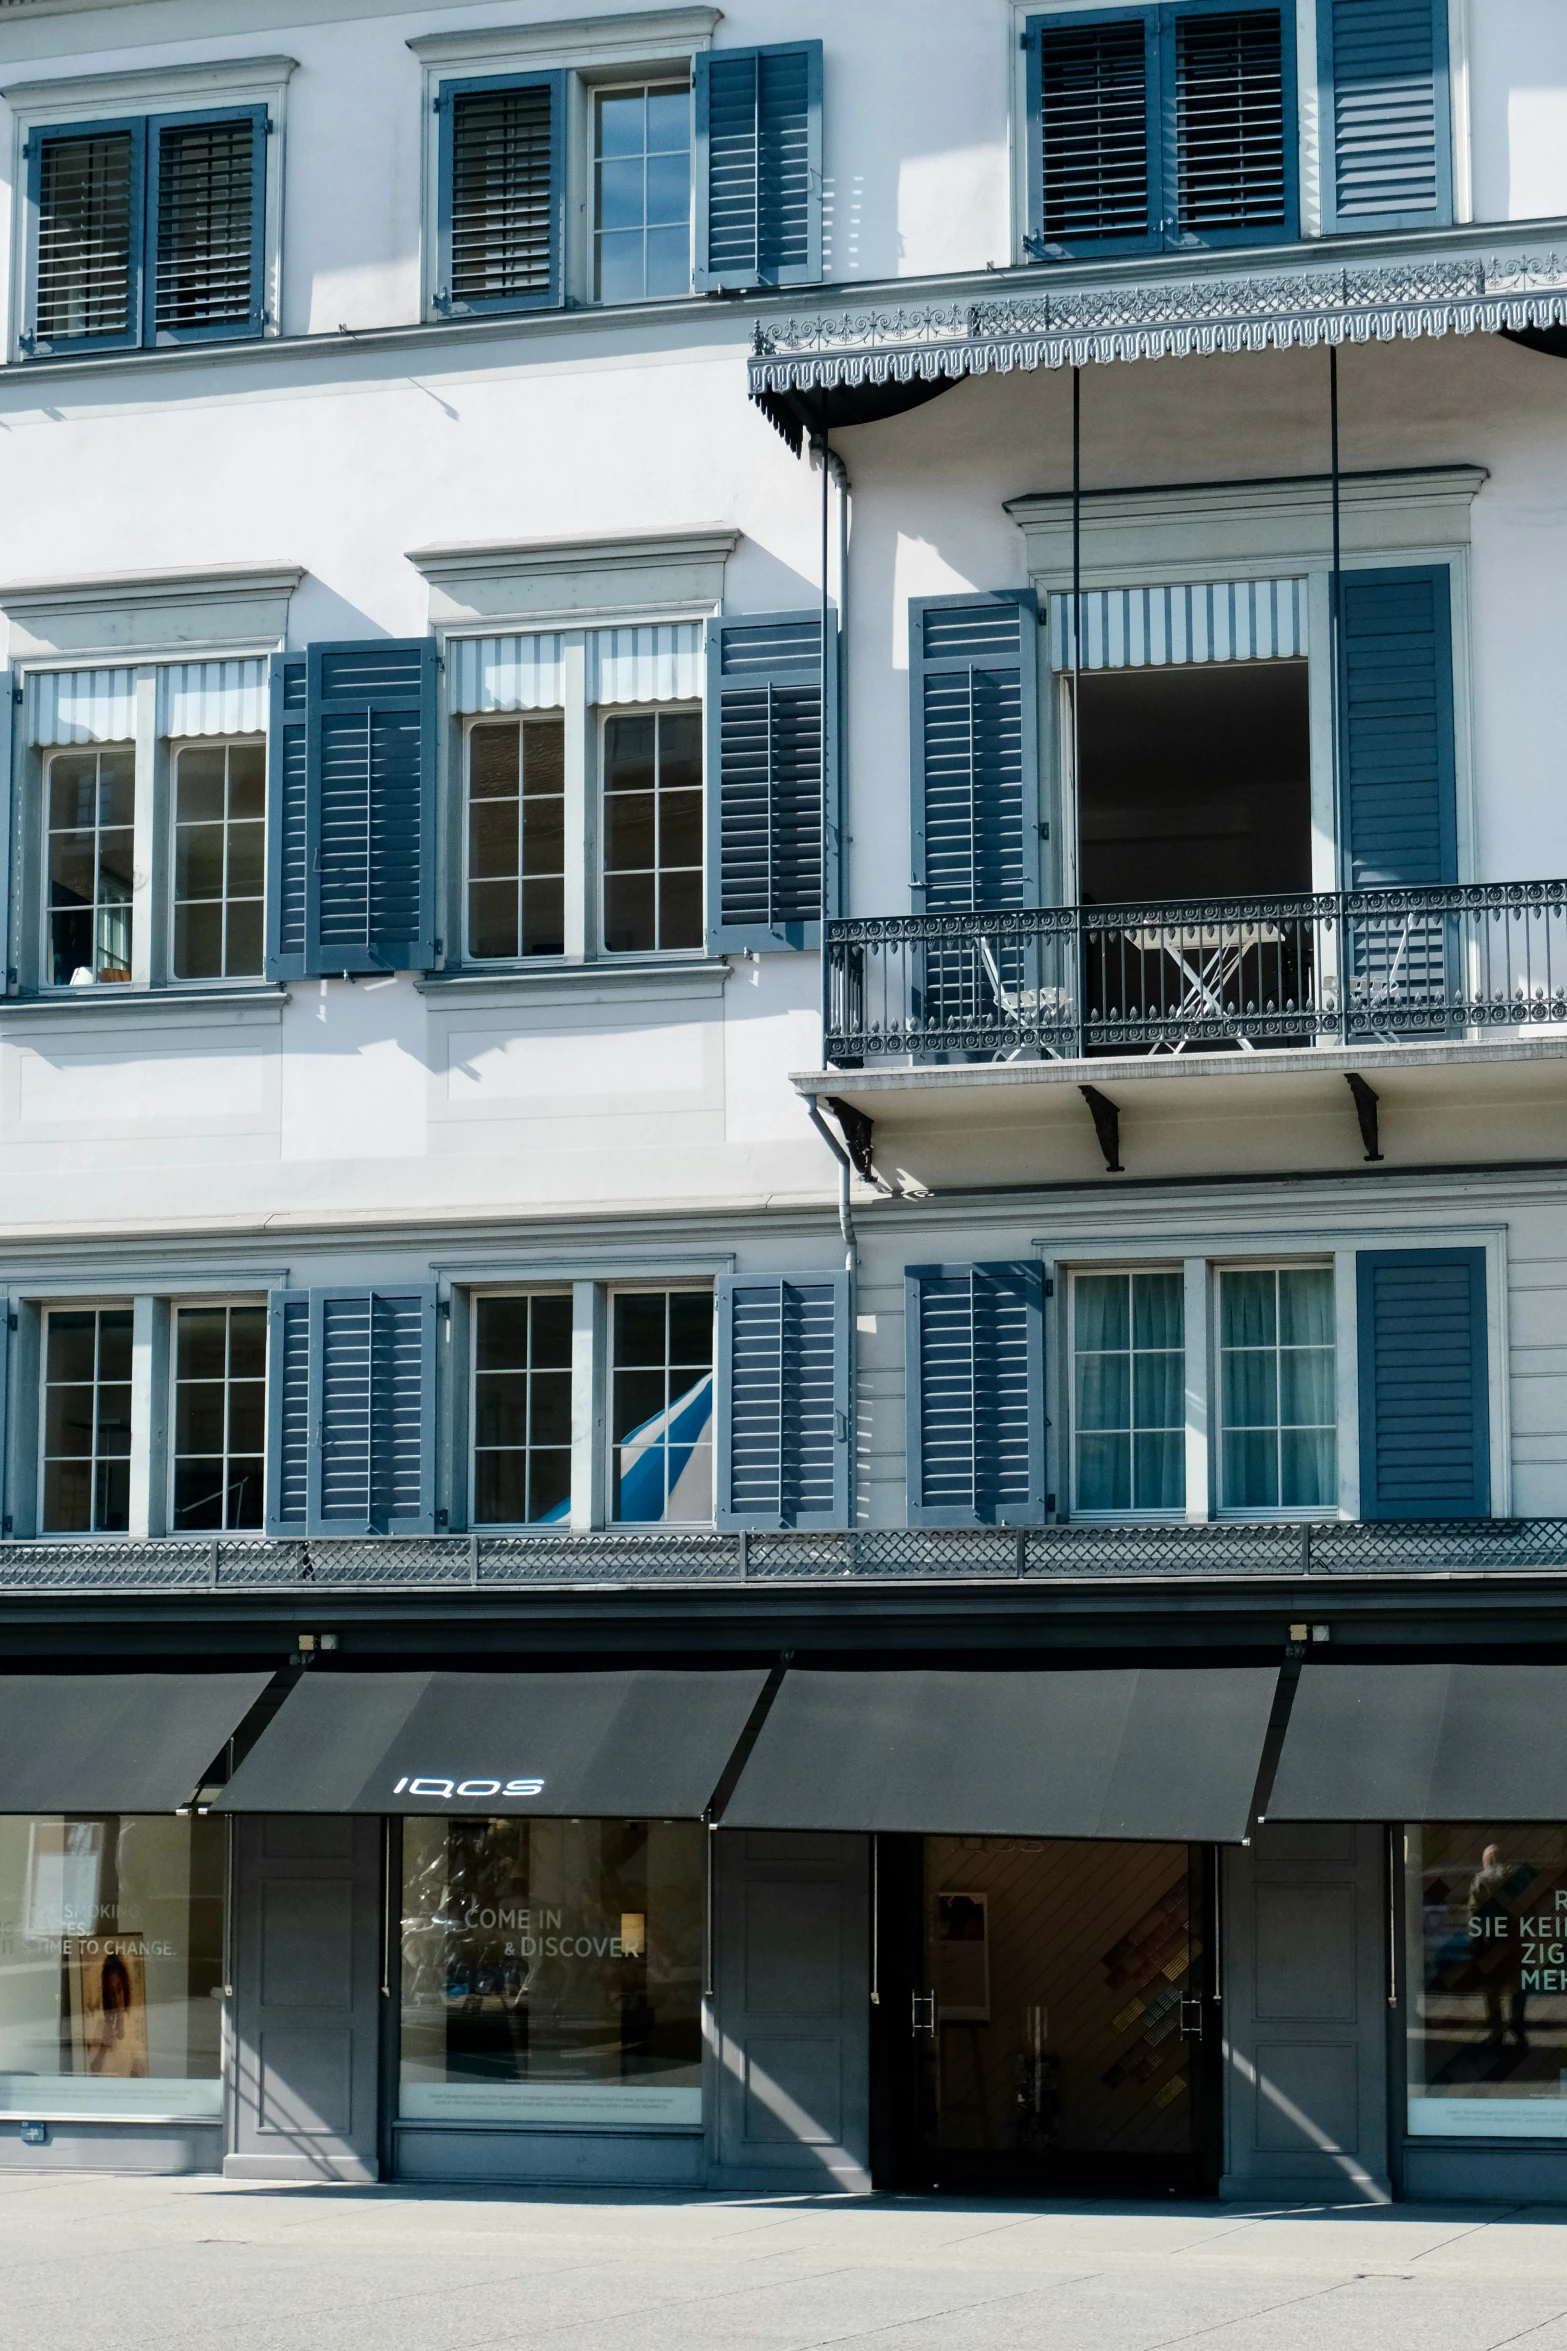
[615,1371,714,1522]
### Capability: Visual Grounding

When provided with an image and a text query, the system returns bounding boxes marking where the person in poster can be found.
[71,1942,149,2078]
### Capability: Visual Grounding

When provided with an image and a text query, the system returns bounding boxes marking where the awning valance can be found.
[719,1666,1278,1843]
[0,1673,272,1813]
[216,1668,770,1817]
[749,238,1567,447]
[1269,1664,1567,1823]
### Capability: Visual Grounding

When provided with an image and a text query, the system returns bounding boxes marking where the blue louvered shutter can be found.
[145,106,267,345]
[435,71,565,314]
[906,1263,1045,1528]
[1357,1249,1489,1519]
[716,1271,850,1529]
[25,116,147,356]
[1319,0,1451,233]
[1340,565,1456,889]
[263,1291,310,1534]
[911,593,1040,912]
[1164,5,1295,246]
[306,638,439,974]
[694,42,822,290]
[1025,11,1159,258]
[706,610,835,952]
[305,1287,437,1536]
[264,652,307,982]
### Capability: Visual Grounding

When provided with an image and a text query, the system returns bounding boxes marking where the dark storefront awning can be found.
[216,1668,770,1817]
[1268,1664,1567,1822]
[0,1673,273,1813]
[718,1667,1278,1843]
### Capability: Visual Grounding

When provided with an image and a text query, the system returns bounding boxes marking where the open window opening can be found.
[1074,662,1311,906]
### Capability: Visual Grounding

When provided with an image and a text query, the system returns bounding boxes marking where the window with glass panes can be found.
[1072,1270,1184,1514]
[172,741,265,979]
[602,709,702,952]
[1220,1266,1336,1511]
[41,1307,133,1532]
[46,748,134,985]
[594,83,691,303]
[466,717,566,960]
[611,1290,713,1522]
[472,1294,572,1524]
[171,1304,265,1530]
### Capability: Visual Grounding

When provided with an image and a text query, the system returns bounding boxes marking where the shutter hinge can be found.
[1045,1494,1055,1516]
[10,687,21,705]
[1043,1280,1053,1299]
[6,1311,15,1331]
[435,1507,449,1529]
[1039,821,1050,839]
[834,1410,849,1443]
[433,94,446,113]
[20,141,29,160]
[265,116,276,136]
[437,1298,451,1321]
[1,1518,10,1537]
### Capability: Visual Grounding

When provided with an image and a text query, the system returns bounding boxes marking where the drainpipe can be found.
[807,1100,857,1279]
[812,402,851,1072]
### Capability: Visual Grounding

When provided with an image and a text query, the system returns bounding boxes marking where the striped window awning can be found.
[1048,577,1308,670]
[27,669,137,747]
[159,659,268,738]
[448,622,704,715]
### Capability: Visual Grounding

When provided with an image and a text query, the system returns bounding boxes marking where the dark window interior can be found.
[1076,662,1311,903]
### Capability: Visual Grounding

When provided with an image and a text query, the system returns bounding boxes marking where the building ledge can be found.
[418,959,730,1009]
[0,984,288,1028]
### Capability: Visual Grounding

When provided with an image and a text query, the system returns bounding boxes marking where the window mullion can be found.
[563,630,590,959]
[131,666,158,986]
[1183,1255,1210,1522]
[570,1278,606,1529]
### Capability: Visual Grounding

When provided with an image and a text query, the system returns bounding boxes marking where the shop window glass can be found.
[472,1293,572,1525]
[1073,1270,1184,1513]
[172,740,265,979]
[0,1813,225,2121]
[1407,1823,1567,2139]
[42,1306,133,1533]
[399,1816,704,2126]
[46,747,134,985]
[1219,1265,1335,1511]
[171,1303,266,1530]
[610,1288,713,1522]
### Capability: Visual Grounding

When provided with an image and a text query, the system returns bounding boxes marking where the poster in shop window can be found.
[68,1936,149,2079]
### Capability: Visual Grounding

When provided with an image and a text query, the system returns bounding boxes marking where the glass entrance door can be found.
[911,1835,1217,2194]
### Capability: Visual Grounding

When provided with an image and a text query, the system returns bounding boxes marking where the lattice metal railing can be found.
[3,1518,1567,1593]
[824,881,1567,1062]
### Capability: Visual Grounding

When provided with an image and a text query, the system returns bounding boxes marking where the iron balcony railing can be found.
[824,881,1567,1063]
[3,1519,1567,1593]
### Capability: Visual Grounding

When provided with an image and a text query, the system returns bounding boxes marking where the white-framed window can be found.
[169,1301,266,1531]
[464,714,567,962]
[170,738,266,981]
[608,1287,714,1524]
[1070,1267,1184,1517]
[601,704,703,953]
[471,1292,573,1527]
[40,1305,134,1533]
[1218,1264,1336,1515]
[43,745,135,987]
[593,80,692,302]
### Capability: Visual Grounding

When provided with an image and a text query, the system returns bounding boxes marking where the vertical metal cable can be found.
[818,398,832,1063]
[1072,366,1083,901]
[1330,346,1343,857]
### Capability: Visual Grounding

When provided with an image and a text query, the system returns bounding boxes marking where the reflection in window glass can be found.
[1220,1267,1335,1511]
[0,1813,225,2121]
[602,709,702,952]
[42,1307,133,1533]
[595,84,691,303]
[611,1290,712,1523]
[467,718,566,960]
[473,1295,572,1525]
[1407,1824,1567,2139]
[172,741,265,978]
[1073,1271,1184,1514]
[47,748,134,985]
[400,1816,704,2125]
[172,1304,265,1530]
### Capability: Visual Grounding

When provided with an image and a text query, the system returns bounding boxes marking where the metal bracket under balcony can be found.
[822,883,1567,1065]
[4,1520,1567,1595]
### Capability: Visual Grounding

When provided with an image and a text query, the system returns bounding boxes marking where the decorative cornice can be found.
[407,7,720,67]
[407,528,739,629]
[407,529,738,584]
[749,247,1567,399]
[2,53,297,105]
[0,562,304,619]
[0,562,305,662]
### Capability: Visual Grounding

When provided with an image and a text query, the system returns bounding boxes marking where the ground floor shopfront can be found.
[3,1648,1567,2205]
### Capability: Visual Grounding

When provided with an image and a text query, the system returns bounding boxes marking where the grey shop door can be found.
[1221,1823,1390,2201]
[710,1830,871,2192]
[226,1816,383,2181]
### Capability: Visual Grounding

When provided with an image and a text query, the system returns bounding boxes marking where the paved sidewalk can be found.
[4,2177,1567,2350]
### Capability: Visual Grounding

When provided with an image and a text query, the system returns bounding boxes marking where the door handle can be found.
[1180,1995,1204,2041]
[912,1989,936,2034]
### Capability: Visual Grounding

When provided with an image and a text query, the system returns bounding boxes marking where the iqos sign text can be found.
[392,1775,545,1801]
